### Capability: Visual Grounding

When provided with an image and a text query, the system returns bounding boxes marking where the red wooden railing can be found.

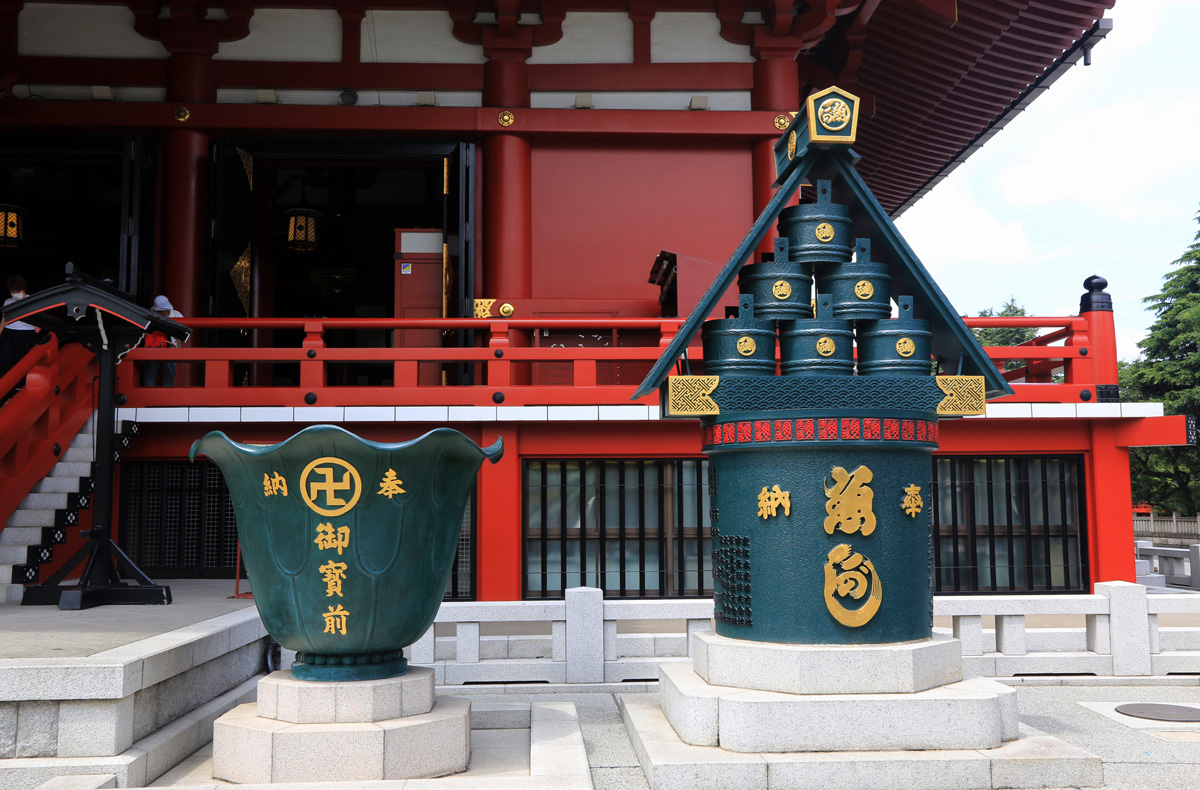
[114,314,1116,409]
[0,336,97,525]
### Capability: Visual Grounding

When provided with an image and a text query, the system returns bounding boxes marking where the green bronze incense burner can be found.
[191,425,502,681]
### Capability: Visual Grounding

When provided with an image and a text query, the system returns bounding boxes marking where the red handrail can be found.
[0,337,97,527]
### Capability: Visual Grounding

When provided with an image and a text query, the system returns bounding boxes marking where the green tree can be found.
[972,298,1037,372]
[1123,208,1200,515]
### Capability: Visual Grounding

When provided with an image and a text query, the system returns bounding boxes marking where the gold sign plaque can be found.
[667,376,720,416]
[896,338,916,357]
[854,280,874,300]
[815,223,835,243]
[815,337,836,357]
[936,375,986,415]
[772,280,792,300]
[736,336,757,356]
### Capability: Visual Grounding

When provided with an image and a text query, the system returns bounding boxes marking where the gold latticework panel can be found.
[237,147,253,190]
[474,299,495,319]
[668,376,721,416]
[936,376,986,415]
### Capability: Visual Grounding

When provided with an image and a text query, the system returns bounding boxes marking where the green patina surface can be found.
[191,425,502,680]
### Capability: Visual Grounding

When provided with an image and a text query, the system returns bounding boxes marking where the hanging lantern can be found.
[286,209,319,252]
[0,206,24,249]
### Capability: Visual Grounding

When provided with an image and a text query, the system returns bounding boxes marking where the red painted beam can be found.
[1114,415,1193,448]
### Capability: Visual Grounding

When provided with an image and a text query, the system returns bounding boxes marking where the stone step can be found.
[31,477,82,494]
[0,564,13,583]
[660,662,1017,753]
[0,527,43,546]
[5,509,55,528]
[48,462,92,478]
[70,431,95,449]
[3,584,23,604]
[0,544,27,563]
[18,492,68,510]
[62,447,94,464]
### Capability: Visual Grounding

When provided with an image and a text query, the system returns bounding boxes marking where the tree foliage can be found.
[1123,208,1200,515]
[972,298,1037,372]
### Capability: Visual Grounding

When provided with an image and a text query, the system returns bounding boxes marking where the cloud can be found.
[896,177,1033,276]
[1116,327,1147,363]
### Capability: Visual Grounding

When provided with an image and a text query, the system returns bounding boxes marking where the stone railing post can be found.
[410,626,435,665]
[1096,581,1152,675]
[565,587,603,683]
[1190,544,1200,589]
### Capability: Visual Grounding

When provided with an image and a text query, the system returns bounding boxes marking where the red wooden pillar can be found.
[476,425,522,600]
[482,45,532,387]
[1088,422,1136,585]
[751,50,801,258]
[161,47,215,385]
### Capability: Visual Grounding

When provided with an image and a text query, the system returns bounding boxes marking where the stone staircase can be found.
[1,415,137,604]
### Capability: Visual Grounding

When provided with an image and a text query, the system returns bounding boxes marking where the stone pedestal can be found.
[213,667,470,784]
[621,633,1103,790]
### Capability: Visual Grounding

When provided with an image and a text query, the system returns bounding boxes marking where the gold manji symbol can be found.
[300,457,363,517]
[173,106,190,123]
[896,338,916,358]
[815,336,836,357]
[498,110,515,127]
[814,223,835,242]
[787,130,797,160]
[854,280,874,300]
[774,114,791,130]
[736,336,757,356]
[817,98,851,131]
[772,280,792,300]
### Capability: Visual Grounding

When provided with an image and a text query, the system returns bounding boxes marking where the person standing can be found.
[0,275,43,378]
[142,295,183,387]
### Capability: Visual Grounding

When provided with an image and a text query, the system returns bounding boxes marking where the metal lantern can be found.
[286,209,319,252]
[0,205,25,249]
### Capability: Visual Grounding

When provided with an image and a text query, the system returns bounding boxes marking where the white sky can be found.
[894,0,1200,361]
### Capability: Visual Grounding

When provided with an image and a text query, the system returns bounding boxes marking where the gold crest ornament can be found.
[736,336,757,356]
[772,280,792,300]
[817,98,851,131]
[173,106,190,123]
[473,299,496,318]
[815,336,836,357]
[498,302,515,317]
[787,130,797,160]
[774,114,791,130]
[824,544,882,627]
[815,223,835,243]
[498,110,515,127]
[936,376,986,415]
[896,338,916,358]
[854,280,874,300]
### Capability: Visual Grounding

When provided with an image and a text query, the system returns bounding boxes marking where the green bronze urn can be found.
[191,425,503,681]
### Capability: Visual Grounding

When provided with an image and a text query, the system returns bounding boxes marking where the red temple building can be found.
[0,0,1192,605]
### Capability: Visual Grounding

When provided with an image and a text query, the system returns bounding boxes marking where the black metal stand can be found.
[22,343,171,609]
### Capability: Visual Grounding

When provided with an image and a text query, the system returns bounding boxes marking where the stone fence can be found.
[1135,539,1200,589]
[1135,514,1200,546]
[404,582,1200,684]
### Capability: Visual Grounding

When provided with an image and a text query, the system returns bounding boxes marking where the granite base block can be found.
[692,631,962,695]
[256,666,434,723]
[619,694,1102,790]
[212,696,470,784]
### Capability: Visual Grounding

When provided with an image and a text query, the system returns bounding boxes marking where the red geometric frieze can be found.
[737,422,752,443]
[774,420,793,441]
[723,423,736,444]
[841,418,861,440]
[818,418,838,440]
[754,420,772,442]
[916,420,927,442]
[863,418,881,440]
[884,419,900,440]
[902,420,915,441]
[797,419,815,440]
[928,422,939,443]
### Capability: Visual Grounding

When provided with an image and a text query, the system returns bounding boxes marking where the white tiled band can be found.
[122,404,661,423]
[120,402,1161,424]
